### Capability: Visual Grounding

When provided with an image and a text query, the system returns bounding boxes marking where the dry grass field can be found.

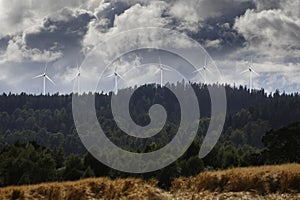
[0,178,165,200]
[171,163,300,199]
[0,163,300,200]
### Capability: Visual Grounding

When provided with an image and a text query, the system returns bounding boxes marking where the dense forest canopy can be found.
[0,83,300,188]
[0,83,299,153]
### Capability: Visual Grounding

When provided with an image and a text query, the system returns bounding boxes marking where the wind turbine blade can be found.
[45,75,55,85]
[105,74,115,78]
[205,67,212,73]
[246,59,250,67]
[32,74,44,79]
[193,68,204,73]
[116,72,126,81]
[155,68,161,74]
[44,63,48,72]
[161,66,172,71]
[71,76,77,82]
[77,62,81,71]
[251,68,259,76]
[240,69,249,74]
[158,56,162,66]
[123,67,135,76]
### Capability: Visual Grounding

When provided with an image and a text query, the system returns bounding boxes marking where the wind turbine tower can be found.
[156,56,172,87]
[73,62,81,94]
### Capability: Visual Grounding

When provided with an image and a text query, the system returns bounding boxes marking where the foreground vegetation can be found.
[0,164,299,199]
[1,121,299,189]
[171,163,300,194]
[0,84,300,188]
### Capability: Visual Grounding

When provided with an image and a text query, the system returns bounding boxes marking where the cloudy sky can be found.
[0,0,299,94]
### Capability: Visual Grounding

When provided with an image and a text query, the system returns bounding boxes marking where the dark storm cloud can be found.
[150,0,255,58]
[0,36,10,52]
[185,19,246,57]
[25,8,94,55]
[253,0,281,10]
[94,1,131,29]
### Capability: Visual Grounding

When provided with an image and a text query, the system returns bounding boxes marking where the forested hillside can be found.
[0,83,300,187]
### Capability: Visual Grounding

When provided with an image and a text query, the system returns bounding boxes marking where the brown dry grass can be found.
[171,163,300,194]
[1,164,300,199]
[0,177,167,200]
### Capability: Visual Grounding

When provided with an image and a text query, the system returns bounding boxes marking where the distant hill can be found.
[0,164,299,200]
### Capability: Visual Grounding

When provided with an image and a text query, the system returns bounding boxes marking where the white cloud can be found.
[234,9,300,49]
[0,35,62,64]
[168,0,201,32]
[83,1,170,52]
[234,0,300,63]
[254,0,299,18]
[113,2,169,30]
[83,0,254,51]
[0,0,35,37]
[0,0,88,37]
[279,0,300,18]
[204,39,222,49]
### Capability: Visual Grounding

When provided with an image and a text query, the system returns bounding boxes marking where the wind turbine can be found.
[72,62,81,94]
[33,63,55,95]
[156,56,172,88]
[241,57,259,92]
[193,55,211,84]
[105,66,125,95]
